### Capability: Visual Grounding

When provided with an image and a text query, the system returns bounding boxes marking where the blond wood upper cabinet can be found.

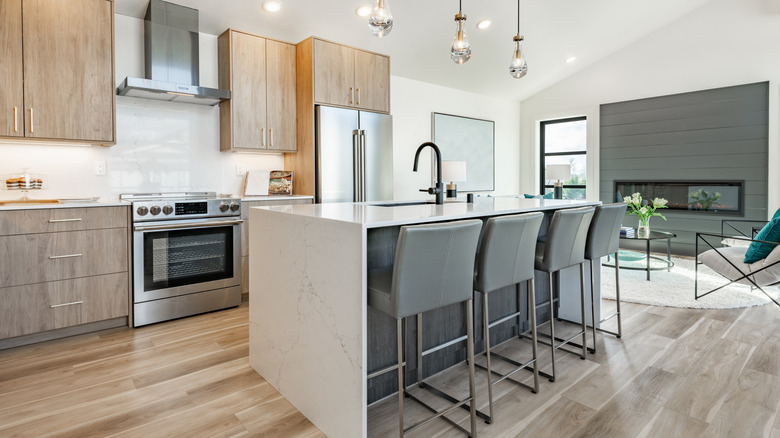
[311,39,390,114]
[219,29,297,152]
[0,0,23,138]
[0,0,116,145]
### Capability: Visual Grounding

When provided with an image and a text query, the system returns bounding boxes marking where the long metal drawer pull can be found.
[30,108,34,133]
[50,301,83,308]
[49,253,83,260]
[269,129,273,147]
[261,127,265,146]
[349,87,354,104]
[48,218,83,223]
[133,219,243,232]
[14,107,18,132]
[356,88,360,105]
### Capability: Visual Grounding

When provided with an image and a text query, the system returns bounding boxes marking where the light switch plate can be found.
[94,160,106,176]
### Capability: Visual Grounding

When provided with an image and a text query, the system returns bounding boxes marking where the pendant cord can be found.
[517,0,520,35]
[459,0,462,13]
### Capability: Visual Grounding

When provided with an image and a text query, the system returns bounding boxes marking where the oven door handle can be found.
[133,219,244,232]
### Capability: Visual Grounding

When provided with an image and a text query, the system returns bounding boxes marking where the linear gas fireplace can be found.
[615,180,744,215]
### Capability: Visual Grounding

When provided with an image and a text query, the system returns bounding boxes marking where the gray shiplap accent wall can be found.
[599,82,769,256]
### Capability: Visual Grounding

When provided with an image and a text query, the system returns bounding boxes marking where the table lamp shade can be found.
[546,164,570,183]
[442,161,467,183]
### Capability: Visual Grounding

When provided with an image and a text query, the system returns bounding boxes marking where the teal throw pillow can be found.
[772,207,780,221]
[542,192,554,199]
[744,217,780,263]
[523,194,536,199]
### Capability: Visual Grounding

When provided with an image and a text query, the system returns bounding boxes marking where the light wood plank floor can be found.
[1,298,779,437]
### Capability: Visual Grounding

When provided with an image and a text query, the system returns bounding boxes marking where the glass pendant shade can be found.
[368,0,393,37]
[509,35,528,78]
[450,13,471,64]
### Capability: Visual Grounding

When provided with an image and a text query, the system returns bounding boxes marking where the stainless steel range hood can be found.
[116,0,230,106]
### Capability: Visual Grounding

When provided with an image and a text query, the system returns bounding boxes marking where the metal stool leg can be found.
[466,299,478,438]
[579,263,587,360]
[417,314,423,387]
[397,318,405,437]
[548,272,556,382]
[528,278,539,393]
[482,292,494,424]
[589,260,597,354]
[615,252,622,337]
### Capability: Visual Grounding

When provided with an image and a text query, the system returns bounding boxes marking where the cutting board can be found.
[243,170,270,196]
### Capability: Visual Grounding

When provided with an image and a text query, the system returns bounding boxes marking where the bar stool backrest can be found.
[538,206,595,273]
[392,219,482,319]
[476,212,544,294]
[585,203,627,260]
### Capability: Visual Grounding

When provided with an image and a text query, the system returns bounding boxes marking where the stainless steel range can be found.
[121,192,242,327]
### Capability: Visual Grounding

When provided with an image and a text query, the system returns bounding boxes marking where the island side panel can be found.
[249,207,367,438]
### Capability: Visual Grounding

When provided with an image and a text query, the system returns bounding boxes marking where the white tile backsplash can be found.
[0,96,284,201]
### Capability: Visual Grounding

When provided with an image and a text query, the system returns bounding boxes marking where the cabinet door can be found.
[313,39,354,108]
[354,50,390,113]
[22,0,114,143]
[266,40,297,152]
[0,0,24,137]
[228,31,268,150]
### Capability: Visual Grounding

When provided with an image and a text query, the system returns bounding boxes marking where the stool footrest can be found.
[422,334,468,357]
[403,377,484,435]
[487,310,522,329]
[476,352,537,392]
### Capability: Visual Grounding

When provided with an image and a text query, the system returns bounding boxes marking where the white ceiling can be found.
[115,0,715,102]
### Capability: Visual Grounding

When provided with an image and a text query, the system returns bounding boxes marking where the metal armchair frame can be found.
[695,232,780,307]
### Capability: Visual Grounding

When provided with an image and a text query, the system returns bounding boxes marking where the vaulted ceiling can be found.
[115,0,715,102]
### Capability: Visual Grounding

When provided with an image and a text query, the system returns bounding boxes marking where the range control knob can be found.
[150,206,162,216]
[163,205,174,215]
[230,202,240,212]
[219,203,230,213]
[136,206,149,216]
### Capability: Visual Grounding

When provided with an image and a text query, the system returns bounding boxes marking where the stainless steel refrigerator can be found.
[315,106,393,203]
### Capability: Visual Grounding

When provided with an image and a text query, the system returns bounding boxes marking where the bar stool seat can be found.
[368,219,482,437]
[533,206,595,382]
[473,212,544,424]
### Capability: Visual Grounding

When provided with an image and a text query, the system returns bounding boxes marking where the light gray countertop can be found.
[0,199,128,211]
[251,197,600,228]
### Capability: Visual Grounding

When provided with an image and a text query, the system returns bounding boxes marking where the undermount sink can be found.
[370,201,437,207]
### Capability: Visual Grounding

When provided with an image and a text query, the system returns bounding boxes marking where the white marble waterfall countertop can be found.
[251,197,600,228]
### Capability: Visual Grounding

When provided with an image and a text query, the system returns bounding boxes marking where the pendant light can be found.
[368,0,393,38]
[450,0,471,64]
[509,0,527,78]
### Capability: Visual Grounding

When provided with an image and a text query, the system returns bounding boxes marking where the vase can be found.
[638,217,650,237]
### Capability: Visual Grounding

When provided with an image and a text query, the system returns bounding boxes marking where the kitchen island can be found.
[248,197,601,437]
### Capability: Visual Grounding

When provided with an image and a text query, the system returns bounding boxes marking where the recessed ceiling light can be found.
[262,0,282,13]
[476,19,492,30]
[355,5,372,17]
[566,56,577,63]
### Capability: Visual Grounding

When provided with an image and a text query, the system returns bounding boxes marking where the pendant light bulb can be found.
[450,11,471,64]
[368,0,393,38]
[509,35,528,79]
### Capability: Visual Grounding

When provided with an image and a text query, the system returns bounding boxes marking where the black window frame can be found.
[539,116,587,196]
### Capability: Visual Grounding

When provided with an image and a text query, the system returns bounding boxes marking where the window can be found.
[540,116,587,200]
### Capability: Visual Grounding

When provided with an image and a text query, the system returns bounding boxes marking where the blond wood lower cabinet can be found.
[0,273,128,339]
[0,228,127,288]
[0,206,127,236]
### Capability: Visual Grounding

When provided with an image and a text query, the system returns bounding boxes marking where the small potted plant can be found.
[623,192,668,237]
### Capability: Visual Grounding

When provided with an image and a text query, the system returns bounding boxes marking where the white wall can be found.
[391,76,522,200]
[0,14,283,202]
[518,0,780,212]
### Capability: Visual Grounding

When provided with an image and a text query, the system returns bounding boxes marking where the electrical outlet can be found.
[236,164,245,176]
[94,160,106,176]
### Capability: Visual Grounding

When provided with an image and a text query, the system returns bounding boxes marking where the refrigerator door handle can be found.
[360,130,367,202]
[352,130,360,202]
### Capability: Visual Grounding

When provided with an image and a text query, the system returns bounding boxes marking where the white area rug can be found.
[600,254,780,309]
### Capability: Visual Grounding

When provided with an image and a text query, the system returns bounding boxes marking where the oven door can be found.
[132,218,242,303]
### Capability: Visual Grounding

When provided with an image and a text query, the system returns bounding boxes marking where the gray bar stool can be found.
[534,206,595,381]
[368,219,482,437]
[585,203,628,351]
[474,212,544,424]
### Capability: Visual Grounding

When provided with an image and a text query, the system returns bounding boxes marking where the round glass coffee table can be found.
[603,230,677,280]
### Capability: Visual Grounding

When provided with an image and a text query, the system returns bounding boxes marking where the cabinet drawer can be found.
[0,228,127,288]
[0,272,128,339]
[0,206,128,236]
